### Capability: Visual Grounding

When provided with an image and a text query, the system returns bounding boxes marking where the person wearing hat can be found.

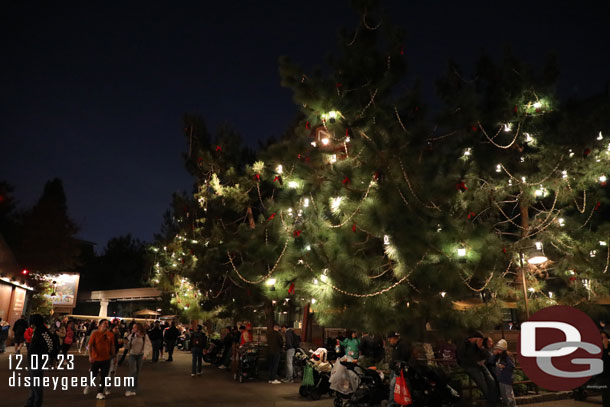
[386,332,412,407]
[457,331,498,407]
[490,339,515,407]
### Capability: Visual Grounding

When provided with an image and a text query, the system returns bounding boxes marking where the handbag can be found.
[394,369,413,405]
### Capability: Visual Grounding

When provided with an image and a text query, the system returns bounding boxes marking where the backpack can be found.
[40,331,58,355]
[192,332,207,348]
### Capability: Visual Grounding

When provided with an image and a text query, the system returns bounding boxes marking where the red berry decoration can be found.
[467,211,476,220]
[456,182,468,192]
[293,230,302,237]
[215,145,222,152]
[254,174,260,181]
[305,121,310,129]
[342,177,351,185]
[595,201,602,211]
[336,83,343,88]
[352,224,357,232]
[267,213,276,221]
[584,148,591,157]
[513,105,518,114]
[471,125,478,132]
[288,283,295,295]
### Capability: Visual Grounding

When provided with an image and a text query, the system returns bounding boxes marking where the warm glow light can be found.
[496,164,502,173]
[265,278,276,286]
[528,287,535,293]
[558,218,565,227]
[598,131,604,141]
[600,241,608,246]
[525,133,533,142]
[590,250,597,258]
[504,123,513,132]
[600,175,607,183]
[533,101,542,109]
[311,298,317,304]
[321,138,330,145]
[320,274,328,283]
[383,235,390,245]
[562,170,568,179]
[303,198,309,207]
[311,141,317,147]
[313,278,319,285]
[331,197,342,211]
[440,291,447,298]
[288,181,299,189]
[276,164,283,174]
[329,154,337,164]
[457,247,466,257]
[463,148,471,157]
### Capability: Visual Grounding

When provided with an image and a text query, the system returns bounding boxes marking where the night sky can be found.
[2,1,609,249]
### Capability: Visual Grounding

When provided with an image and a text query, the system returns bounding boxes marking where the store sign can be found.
[44,273,80,307]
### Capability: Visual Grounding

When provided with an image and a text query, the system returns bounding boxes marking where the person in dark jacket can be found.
[25,314,54,407]
[219,326,233,369]
[164,321,180,361]
[12,315,28,354]
[457,331,498,407]
[190,325,207,376]
[147,322,163,362]
[387,332,412,407]
[281,325,299,382]
[267,324,283,384]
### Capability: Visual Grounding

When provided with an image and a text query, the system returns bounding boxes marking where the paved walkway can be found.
[0,350,601,407]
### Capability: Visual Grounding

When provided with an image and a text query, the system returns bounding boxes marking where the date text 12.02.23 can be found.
[8,354,75,370]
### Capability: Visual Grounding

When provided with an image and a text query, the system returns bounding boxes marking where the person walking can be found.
[190,325,207,376]
[12,315,28,354]
[84,319,115,400]
[281,324,299,382]
[148,321,163,362]
[457,331,498,407]
[61,320,75,357]
[124,323,151,397]
[387,332,413,407]
[24,314,55,407]
[164,321,180,361]
[267,323,283,384]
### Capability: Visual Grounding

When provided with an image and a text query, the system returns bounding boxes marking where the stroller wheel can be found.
[309,388,321,400]
[299,386,310,397]
[333,397,344,407]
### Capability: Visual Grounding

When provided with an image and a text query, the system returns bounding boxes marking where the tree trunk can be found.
[246,206,256,230]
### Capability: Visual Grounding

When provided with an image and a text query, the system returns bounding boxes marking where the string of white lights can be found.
[227,241,288,284]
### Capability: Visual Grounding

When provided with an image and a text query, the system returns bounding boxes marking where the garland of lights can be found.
[399,158,440,210]
[394,106,408,134]
[479,121,521,149]
[227,240,289,284]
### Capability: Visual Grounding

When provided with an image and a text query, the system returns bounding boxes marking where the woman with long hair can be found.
[124,323,151,397]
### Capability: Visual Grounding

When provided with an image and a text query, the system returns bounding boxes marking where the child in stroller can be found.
[234,343,259,383]
[298,348,334,400]
[330,360,386,407]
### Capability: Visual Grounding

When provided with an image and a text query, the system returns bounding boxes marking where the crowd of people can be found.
[3,314,610,407]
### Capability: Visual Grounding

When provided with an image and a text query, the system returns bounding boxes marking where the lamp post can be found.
[519,241,549,319]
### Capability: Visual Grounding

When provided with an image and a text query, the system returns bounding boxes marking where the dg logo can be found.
[519,305,603,391]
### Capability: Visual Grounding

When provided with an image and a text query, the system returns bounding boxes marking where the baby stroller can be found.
[399,361,461,407]
[299,348,334,400]
[234,345,259,383]
[203,338,224,365]
[330,360,386,407]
